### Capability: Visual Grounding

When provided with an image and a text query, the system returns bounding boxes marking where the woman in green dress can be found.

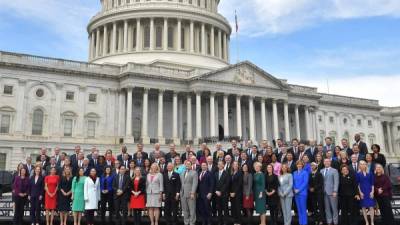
[253,161,266,225]
[71,168,86,225]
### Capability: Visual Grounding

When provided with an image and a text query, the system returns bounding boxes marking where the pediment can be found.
[194,61,288,90]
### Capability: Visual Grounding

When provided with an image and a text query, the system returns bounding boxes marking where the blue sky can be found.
[0,0,399,106]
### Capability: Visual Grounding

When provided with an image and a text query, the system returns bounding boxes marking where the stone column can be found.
[118,90,126,137]
[136,19,141,51]
[386,122,393,154]
[149,18,154,51]
[163,18,168,51]
[172,91,180,144]
[123,20,128,52]
[177,19,182,51]
[223,94,229,137]
[210,26,215,56]
[294,104,300,139]
[210,92,215,137]
[196,91,202,142]
[304,106,310,141]
[157,90,165,144]
[112,22,117,54]
[141,88,150,144]
[103,25,108,55]
[272,99,279,141]
[201,23,206,54]
[190,21,194,53]
[248,96,255,142]
[283,101,290,141]
[186,94,192,140]
[96,28,101,57]
[125,87,133,138]
[223,32,227,60]
[89,32,93,60]
[260,98,267,140]
[236,95,242,138]
[218,29,222,58]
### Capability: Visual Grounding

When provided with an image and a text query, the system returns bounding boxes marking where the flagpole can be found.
[235,10,240,63]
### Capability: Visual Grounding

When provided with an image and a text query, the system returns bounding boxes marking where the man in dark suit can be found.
[226,140,242,156]
[206,156,217,174]
[354,134,368,155]
[69,145,81,166]
[133,143,149,160]
[288,138,300,155]
[24,156,34,177]
[274,138,284,155]
[45,157,61,175]
[117,146,132,162]
[165,143,180,163]
[112,165,131,225]
[239,152,252,172]
[212,143,226,162]
[351,145,365,162]
[341,139,353,157]
[295,143,307,162]
[181,144,195,162]
[305,140,318,162]
[163,162,181,225]
[349,154,359,175]
[223,155,232,174]
[285,152,297,173]
[53,147,61,165]
[214,161,230,225]
[36,147,50,163]
[323,137,334,153]
[120,153,131,169]
[89,151,100,168]
[198,162,215,225]
[82,158,92,176]
[86,147,97,160]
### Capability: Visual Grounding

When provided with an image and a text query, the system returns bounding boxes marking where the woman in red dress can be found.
[130,167,146,225]
[44,167,59,225]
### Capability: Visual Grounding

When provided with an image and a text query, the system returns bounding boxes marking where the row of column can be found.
[89,18,229,61]
[383,121,398,155]
[101,0,219,13]
[123,88,312,144]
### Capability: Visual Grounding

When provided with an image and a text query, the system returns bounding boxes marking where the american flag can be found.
[235,10,239,33]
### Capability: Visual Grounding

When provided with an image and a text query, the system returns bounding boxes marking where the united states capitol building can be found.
[0,0,399,170]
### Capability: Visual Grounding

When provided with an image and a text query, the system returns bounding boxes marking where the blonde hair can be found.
[150,162,160,173]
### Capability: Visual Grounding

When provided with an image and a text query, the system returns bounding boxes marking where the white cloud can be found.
[0,0,98,58]
[291,74,400,107]
[220,0,400,36]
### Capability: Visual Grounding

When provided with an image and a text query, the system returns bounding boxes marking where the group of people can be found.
[11,133,395,225]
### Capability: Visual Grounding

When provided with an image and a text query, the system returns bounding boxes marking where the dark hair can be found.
[371,144,380,152]
[340,164,349,172]
[76,167,84,182]
[103,166,112,176]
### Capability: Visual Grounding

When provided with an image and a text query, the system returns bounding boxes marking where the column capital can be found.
[272,98,278,103]
[236,95,242,99]
[125,85,134,91]
[195,90,202,95]
[143,87,150,93]
[158,89,165,94]
[210,91,216,97]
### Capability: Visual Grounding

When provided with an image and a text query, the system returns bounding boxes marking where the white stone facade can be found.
[0,0,399,170]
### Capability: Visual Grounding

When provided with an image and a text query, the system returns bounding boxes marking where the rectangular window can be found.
[64,119,73,137]
[144,26,150,48]
[398,126,400,132]
[87,120,96,138]
[168,27,174,49]
[357,119,362,126]
[3,85,13,95]
[156,26,163,48]
[329,116,334,123]
[89,93,97,103]
[368,120,372,126]
[0,115,11,134]
[66,91,74,101]
[0,153,6,170]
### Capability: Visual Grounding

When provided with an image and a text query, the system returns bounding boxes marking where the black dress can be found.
[265,174,279,225]
[57,177,72,211]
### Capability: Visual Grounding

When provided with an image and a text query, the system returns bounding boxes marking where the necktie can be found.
[184,171,188,179]
[94,159,97,166]
[119,175,123,189]
[324,168,328,176]
[200,171,205,181]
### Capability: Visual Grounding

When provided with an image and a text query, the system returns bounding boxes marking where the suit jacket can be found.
[146,173,164,194]
[112,173,131,199]
[309,171,324,194]
[198,170,214,198]
[69,154,79,165]
[214,170,230,197]
[305,147,318,162]
[293,169,309,196]
[180,170,198,198]
[206,163,218,174]
[163,171,181,197]
[36,154,50,163]
[132,176,146,194]
[24,164,34,177]
[28,175,44,198]
[356,141,368,155]
[322,167,339,195]
[117,154,132,163]
[230,171,243,195]
[339,173,358,197]
[133,151,148,160]
[165,152,180,163]
[45,165,61,176]
[278,173,293,197]
[286,160,297,173]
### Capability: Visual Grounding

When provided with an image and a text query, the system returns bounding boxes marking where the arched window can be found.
[155,26,163,49]
[168,26,174,49]
[32,109,44,135]
[143,26,150,49]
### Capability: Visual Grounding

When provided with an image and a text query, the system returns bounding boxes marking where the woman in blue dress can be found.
[356,160,375,225]
[293,160,309,225]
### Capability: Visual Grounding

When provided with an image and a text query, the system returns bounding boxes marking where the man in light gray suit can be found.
[180,160,198,225]
[322,158,339,225]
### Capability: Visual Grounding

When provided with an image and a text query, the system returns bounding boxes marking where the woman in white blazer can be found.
[146,163,164,225]
[84,168,100,225]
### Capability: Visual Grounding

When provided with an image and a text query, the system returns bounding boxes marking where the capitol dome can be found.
[87,0,231,70]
